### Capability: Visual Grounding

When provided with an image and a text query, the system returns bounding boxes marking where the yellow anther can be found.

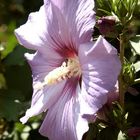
[35,57,81,90]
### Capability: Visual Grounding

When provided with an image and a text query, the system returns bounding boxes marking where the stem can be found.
[119,33,125,108]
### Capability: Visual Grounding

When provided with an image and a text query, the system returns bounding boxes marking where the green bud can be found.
[122,61,135,87]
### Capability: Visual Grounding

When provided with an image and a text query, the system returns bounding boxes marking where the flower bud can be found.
[97,16,118,38]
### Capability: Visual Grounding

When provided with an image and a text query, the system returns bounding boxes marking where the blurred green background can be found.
[0,0,140,140]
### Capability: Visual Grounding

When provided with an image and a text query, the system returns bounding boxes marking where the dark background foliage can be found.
[0,0,140,140]
[0,0,48,139]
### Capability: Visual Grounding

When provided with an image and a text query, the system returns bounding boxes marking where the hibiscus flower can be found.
[15,0,121,139]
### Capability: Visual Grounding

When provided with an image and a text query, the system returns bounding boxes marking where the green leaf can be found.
[3,45,34,66]
[122,62,135,87]
[117,131,127,140]
[4,63,33,100]
[0,90,25,121]
[1,35,17,59]
[15,122,25,133]
[130,35,140,55]
[0,73,6,89]
[97,127,119,140]
[86,123,99,140]
[133,61,140,72]
[0,22,17,59]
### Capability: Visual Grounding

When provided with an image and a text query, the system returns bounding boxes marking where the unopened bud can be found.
[97,16,118,38]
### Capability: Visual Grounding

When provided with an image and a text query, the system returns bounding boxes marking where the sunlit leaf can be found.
[0,22,17,59]
[130,35,140,55]
[1,35,17,59]
[117,131,127,140]
[15,122,25,133]
[133,61,140,72]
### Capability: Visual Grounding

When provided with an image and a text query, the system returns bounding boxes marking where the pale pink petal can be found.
[20,52,64,124]
[82,83,119,122]
[44,0,95,49]
[14,3,71,57]
[20,80,68,124]
[97,83,119,121]
[39,78,89,140]
[15,0,95,56]
[14,6,48,52]
[78,36,121,115]
[24,52,63,78]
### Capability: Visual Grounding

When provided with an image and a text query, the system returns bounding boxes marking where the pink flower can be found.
[15,0,121,139]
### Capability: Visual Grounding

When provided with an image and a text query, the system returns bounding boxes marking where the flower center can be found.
[34,57,81,90]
